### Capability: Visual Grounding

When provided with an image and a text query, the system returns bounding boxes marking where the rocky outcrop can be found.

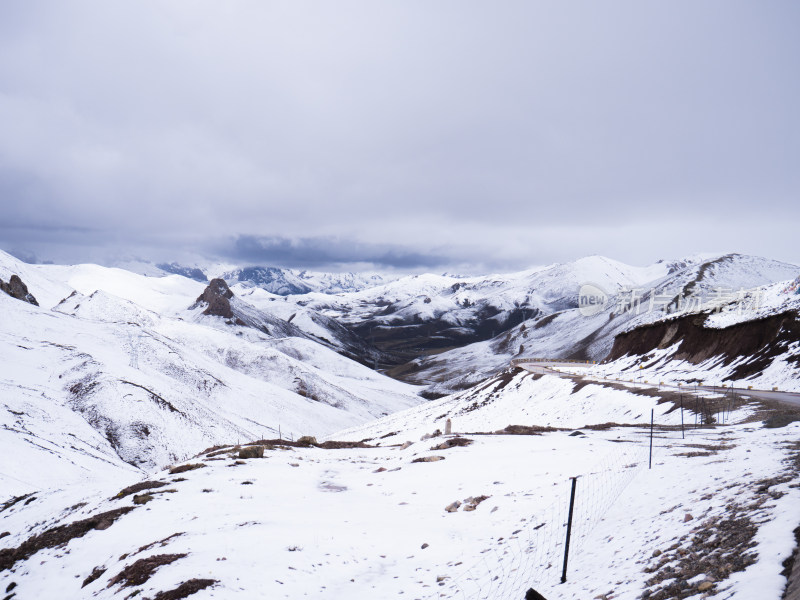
[605,310,800,380]
[191,278,234,318]
[0,274,38,306]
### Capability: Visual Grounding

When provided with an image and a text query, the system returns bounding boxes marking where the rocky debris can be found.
[107,553,186,588]
[191,278,234,318]
[151,578,217,599]
[412,455,445,463]
[238,445,264,459]
[420,429,442,441]
[0,274,38,306]
[133,494,154,505]
[461,495,490,512]
[445,501,461,512]
[169,463,206,475]
[400,441,413,450]
[0,507,135,572]
[642,501,760,599]
[430,437,473,451]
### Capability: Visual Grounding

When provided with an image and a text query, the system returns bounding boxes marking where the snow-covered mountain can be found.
[270,253,798,395]
[0,250,422,497]
[220,265,391,295]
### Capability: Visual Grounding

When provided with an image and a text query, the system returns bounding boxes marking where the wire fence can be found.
[420,400,733,600]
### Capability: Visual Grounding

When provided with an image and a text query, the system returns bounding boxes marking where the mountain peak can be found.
[192,278,234,318]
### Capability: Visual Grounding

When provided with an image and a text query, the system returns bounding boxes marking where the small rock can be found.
[297,436,317,446]
[238,445,264,459]
[445,501,461,513]
[652,549,662,557]
[132,494,153,505]
[421,543,429,549]
[683,513,693,522]
[400,441,413,450]
[412,455,445,463]
[373,467,386,473]
[697,581,714,591]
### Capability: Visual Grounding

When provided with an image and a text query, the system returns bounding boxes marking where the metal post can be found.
[561,477,578,584]
[680,395,684,439]
[649,409,654,469]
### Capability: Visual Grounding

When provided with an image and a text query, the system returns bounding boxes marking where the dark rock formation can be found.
[0,274,38,306]
[605,310,800,380]
[192,278,234,318]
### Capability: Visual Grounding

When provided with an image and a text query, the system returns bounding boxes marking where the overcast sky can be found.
[1,1,798,273]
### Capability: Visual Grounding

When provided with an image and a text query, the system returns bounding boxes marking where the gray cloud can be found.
[0,1,798,271]
[228,235,450,270]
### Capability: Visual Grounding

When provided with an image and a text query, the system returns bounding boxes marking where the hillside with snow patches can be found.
[2,250,800,599]
[0,249,421,494]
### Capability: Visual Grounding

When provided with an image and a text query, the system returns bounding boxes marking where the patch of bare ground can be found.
[430,437,473,450]
[81,565,106,588]
[494,425,564,435]
[674,443,735,458]
[114,480,169,499]
[642,441,800,599]
[169,463,206,474]
[107,553,186,588]
[150,578,217,599]
[132,533,185,557]
[0,507,135,572]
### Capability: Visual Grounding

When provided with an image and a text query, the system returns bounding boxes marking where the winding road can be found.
[512,359,800,409]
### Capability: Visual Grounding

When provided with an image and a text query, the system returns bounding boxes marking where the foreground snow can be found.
[2,372,797,599]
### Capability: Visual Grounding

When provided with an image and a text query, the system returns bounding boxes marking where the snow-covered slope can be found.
[2,369,797,599]
[0,251,423,499]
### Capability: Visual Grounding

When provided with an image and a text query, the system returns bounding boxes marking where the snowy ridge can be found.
[0,250,422,498]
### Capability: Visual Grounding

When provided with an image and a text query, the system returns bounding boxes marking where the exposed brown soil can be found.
[0,507,135,572]
[81,565,107,588]
[430,437,473,450]
[0,493,35,514]
[107,553,186,588]
[606,309,800,381]
[114,480,169,499]
[495,424,564,435]
[244,438,374,450]
[151,578,217,599]
[169,463,206,474]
